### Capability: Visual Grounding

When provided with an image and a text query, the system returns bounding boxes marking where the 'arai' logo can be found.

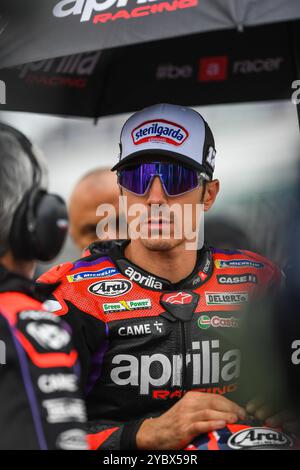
[132,119,189,146]
[228,427,293,450]
[88,279,132,297]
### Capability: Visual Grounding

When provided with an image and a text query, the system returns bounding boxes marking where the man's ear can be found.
[203,179,220,212]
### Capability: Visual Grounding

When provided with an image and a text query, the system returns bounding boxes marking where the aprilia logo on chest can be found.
[110,340,240,395]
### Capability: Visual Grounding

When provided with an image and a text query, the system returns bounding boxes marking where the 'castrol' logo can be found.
[132,120,189,147]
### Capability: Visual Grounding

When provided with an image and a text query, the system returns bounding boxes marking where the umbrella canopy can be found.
[0,0,300,68]
[0,19,299,118]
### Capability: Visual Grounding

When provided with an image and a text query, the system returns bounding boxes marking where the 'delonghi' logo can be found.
[228,428,293,450]
[88,279,132,297]
[132,120,189,147]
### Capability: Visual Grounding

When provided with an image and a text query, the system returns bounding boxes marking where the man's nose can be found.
[146,176,168,204]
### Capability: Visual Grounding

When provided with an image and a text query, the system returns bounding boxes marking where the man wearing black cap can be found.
[39,104,281,450]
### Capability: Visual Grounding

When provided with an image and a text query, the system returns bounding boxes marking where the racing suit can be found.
[38,240,281,450]
[0,265,88,450]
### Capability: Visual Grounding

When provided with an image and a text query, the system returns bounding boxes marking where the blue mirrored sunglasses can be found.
[117,162,209,197]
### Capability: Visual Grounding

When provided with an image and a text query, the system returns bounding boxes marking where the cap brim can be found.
[111,149,205,172]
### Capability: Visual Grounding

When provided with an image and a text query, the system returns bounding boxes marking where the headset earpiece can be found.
[10,188,69,262]
[0,122,69,262]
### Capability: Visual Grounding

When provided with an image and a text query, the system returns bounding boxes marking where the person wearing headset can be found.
[0,122,88,450]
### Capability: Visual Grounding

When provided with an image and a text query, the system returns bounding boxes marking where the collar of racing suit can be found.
[88,239,214,292]
[0,264,58,301]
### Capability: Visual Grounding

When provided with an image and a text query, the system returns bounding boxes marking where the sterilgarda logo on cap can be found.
[132,119,189,147]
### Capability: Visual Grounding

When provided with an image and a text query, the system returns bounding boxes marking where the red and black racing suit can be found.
[38,240,281,450]
[0,265,88,450]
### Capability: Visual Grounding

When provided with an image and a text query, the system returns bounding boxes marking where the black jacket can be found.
[0,265,88,450]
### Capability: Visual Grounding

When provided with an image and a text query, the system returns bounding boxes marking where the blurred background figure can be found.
[0,123,87,450]
[205,216,254,252]
[69,168,122,251]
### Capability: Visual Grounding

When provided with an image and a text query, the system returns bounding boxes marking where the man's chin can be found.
[139,237,182,252]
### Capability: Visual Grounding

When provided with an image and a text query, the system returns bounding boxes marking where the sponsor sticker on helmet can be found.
[228,427,293,450]
[132,119,189,146]
[88,279,132,297]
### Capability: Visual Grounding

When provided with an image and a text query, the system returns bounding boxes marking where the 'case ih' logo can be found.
[88,279,132,297]
[162,292,193,305]
[132,120,188,147]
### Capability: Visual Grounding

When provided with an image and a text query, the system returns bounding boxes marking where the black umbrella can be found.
[1,0,300,68]
[0,0,299,120]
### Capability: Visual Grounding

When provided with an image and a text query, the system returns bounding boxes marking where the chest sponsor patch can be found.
[215,259,264,269]
[198,314,239,329]
[103,298,151,313]
[67,267,119,282]
[124,265,164,290]
[132,119,189,146]
[217,274,257,285]
[162,291,193,305]
[88,279,132,297]
[117,320,164,337]
[205,292,248,305]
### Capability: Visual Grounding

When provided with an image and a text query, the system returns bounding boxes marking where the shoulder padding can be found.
[38,262,74,284]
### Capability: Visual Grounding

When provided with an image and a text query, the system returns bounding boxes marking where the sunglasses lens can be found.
[118,164,154,194]
[118,162,200,196]
[160,164,199,195]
